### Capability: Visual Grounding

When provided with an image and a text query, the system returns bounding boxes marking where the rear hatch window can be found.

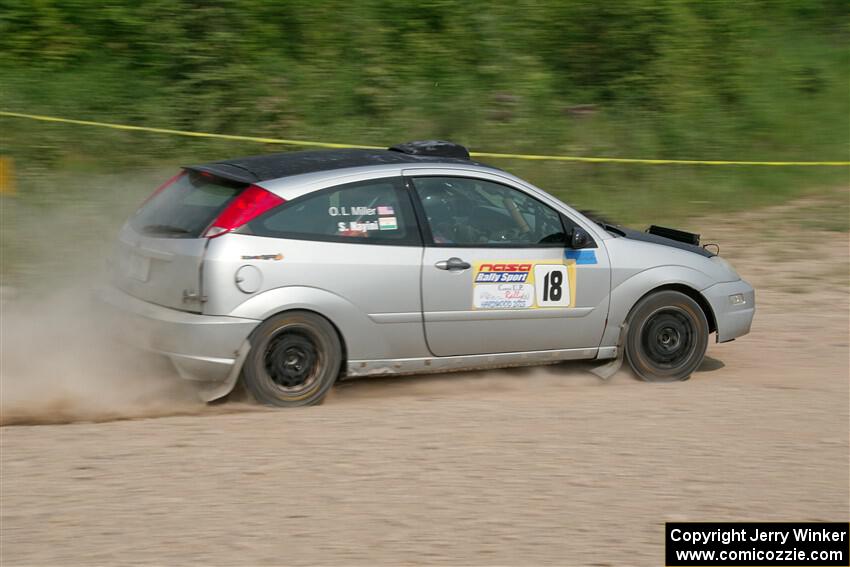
[130,171,246,238]
[114,171,249,313]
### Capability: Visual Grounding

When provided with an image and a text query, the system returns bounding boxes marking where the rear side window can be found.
[130,171,245,238]
[246,177,420,245]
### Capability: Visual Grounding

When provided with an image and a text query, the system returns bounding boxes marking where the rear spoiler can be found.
[182,164,258,185]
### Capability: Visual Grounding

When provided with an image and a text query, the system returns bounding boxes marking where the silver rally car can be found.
[102,141,755,406]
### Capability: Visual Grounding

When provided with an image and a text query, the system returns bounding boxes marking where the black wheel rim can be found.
[640,307,696,368]
[264,329,322,394]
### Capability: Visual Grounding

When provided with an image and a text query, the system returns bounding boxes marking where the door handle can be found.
[435,257,471,271]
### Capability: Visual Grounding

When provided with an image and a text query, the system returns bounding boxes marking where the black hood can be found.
[603,225,715,258]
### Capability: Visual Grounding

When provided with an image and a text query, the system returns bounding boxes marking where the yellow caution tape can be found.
[469,151,850,166]
[0,111,385,150]
[2,110,848,166]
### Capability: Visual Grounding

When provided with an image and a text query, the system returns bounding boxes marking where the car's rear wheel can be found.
[625,290,709,382]
[243,311,341,407]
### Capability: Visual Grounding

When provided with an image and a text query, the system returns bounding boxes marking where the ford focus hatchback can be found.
[101,141,755,406]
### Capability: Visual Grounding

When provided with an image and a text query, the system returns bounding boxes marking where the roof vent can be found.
[388,140,470,160]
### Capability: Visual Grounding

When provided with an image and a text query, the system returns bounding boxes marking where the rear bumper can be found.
[97,285,260,383]
[702,279,755,343]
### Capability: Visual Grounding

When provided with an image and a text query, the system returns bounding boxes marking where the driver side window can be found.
[411,176,567,247]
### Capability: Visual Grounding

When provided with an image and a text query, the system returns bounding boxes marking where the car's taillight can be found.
[204,185,284,238]
[139,171,184,209]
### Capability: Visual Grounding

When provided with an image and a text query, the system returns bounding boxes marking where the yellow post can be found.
[0,156,15,196]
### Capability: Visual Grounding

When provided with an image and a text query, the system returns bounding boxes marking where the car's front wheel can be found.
[243,311,342,407]
[625,290,709,382]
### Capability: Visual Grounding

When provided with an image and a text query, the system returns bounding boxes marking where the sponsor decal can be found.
[377,205,395,215]
[378,216,398,230]
[240,253,284,261]
[472,260,575,309]
[565,249,597,265]
[475,262,532,283]
[474,283,534,309]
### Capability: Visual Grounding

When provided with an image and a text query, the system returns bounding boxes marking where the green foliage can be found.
[0,0,847,224]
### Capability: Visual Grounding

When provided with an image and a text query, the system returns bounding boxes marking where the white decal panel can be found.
[473,283,535,309]
[472,260,575,309]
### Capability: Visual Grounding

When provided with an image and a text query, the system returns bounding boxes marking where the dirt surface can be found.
[1,194,848,566]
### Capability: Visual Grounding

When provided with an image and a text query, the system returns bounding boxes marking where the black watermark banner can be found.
[666,522,849,566]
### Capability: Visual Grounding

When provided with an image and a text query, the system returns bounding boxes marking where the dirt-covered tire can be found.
[242,311,342,407]
[625,290,709,382]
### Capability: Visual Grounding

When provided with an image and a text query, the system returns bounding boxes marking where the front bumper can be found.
[702,279,755,343]
[97,285,260,383]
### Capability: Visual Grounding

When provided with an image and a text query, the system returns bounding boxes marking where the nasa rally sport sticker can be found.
[472,261,575,309]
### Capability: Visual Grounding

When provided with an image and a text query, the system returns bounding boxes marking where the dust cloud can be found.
[0,173,215,426]
[0,284,209,426]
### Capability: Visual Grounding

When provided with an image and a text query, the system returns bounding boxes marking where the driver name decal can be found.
[328,205,376,217]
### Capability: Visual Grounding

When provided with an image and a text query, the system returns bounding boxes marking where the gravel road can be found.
[2,195,848,566]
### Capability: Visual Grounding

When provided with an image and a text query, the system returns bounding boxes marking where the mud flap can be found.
[196,340,252,402]
[591,323,628,380]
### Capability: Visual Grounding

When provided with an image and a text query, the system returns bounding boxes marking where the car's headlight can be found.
[729,293,747,306]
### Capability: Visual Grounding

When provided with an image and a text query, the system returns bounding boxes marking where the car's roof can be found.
[184,147,492,185]
[181,142,615,244]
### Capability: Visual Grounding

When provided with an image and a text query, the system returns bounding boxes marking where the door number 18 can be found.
[534,265,570,307]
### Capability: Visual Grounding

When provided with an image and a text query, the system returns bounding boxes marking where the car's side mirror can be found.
[569,227,590,249]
